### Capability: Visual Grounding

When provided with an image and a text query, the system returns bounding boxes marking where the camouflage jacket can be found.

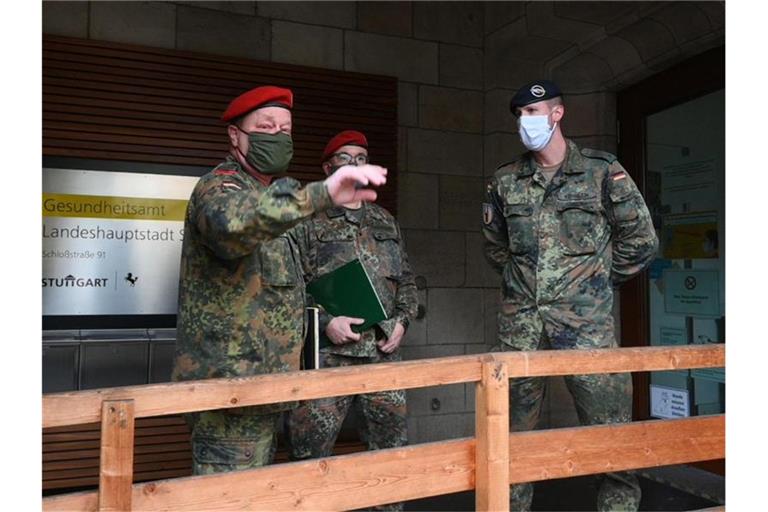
[482,139,658,347]
[172,155,333,412]
[290,203,418,357]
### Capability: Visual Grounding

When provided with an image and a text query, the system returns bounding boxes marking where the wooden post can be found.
[98,400,135,511]
[475,361,509,511]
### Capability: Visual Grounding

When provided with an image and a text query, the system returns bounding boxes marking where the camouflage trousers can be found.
[184,408,281,475]
[287,350,407,511]
[494,331,641,512]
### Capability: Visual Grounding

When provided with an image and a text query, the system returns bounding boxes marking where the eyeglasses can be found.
[331,152,369,166]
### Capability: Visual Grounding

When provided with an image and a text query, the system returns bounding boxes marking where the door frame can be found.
[617,45,725,474]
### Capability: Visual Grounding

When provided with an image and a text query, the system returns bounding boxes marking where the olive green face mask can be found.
[236,128,294,175]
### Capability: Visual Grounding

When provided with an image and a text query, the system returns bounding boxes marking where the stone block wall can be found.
[43,0,725,441]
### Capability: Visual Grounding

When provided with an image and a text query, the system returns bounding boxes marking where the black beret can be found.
[509,80,562,113]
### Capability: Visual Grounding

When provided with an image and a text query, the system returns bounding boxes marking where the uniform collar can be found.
[227,150,274,187]
[562,139,586,175]
[326,203,367,224]
[520,139,585,177]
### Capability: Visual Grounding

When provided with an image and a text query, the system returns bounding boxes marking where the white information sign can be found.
[663,269,721,317]
[42,168,199,316]
[650,385,690,419]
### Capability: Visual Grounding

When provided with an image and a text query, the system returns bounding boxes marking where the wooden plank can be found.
[44,442,191,463]
[45,459,191,481]
[43,100,397,134]
[98,400,135,511]
[43,439,475,512]
[43,81,397,118]
[42,65,397,104]
[44,488,100,508]
[42,38,396,93]
[475,361,510,511]
[42,35,394,82]
[507,415,724,483]
[44,468,193,491]
[43,356,482,428]
[44,449,191,473]
[42,146,218,167]
[44,433,189,453]
[43,129,227,151]
[43,346,723,428]
[495,344,725,379]
[41,415,724,510]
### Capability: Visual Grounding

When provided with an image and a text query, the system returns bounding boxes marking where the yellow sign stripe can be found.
[42,193,188,221]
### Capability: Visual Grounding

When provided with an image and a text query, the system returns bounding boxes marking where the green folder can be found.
[306,258,387,339]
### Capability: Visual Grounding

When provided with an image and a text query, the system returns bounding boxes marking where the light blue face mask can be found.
[518,115,557,151]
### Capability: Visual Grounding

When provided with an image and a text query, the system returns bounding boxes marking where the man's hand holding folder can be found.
[306,259,388,348]
[325,316,365,345]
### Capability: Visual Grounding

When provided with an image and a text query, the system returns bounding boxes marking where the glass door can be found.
[644,90,725,419]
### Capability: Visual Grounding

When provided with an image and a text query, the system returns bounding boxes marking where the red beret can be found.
[322,130,368,162]
[221,86,293,123]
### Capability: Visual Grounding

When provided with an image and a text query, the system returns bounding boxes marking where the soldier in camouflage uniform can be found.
[482,80,658,511]
[287,131,418,511]
[172,87,388,476]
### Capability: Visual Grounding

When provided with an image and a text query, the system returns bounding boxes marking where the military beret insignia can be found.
[221,181,242,191]
[510,79,562,112]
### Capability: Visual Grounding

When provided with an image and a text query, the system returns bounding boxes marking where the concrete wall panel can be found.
[90,1,176,49]
[407,129,483,176]
[419,86,483,133]
[439,44,484,90]
[357,1,412,37]
[43,1,88,38]
[271,21,343,69]
[403,230,465,288]
[427,288,484,345]
[439,176,484,231]
[257,1,355,29]
[345,31,439,84]
[397,173,439,230]
[177,5,270,60]
[413,1,483,47]
[465,232,500,289]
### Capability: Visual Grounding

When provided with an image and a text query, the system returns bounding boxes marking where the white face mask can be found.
[518,114,557,151]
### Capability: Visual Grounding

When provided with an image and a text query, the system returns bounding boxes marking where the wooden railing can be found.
[42,344,725,511]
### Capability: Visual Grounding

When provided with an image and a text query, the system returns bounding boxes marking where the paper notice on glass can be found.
[662,211,719,259]
[663,269,721,317]
[661,160,717,209]
[650,385,690,419]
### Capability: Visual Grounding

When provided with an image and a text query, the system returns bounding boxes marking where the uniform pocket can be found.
[193,436,259,465]
[556,200,601,255]
[315,225,355,275]
[503,203,536,255]
[261,236,297,286]
[609,188,640,225]
[370,226,402,277]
